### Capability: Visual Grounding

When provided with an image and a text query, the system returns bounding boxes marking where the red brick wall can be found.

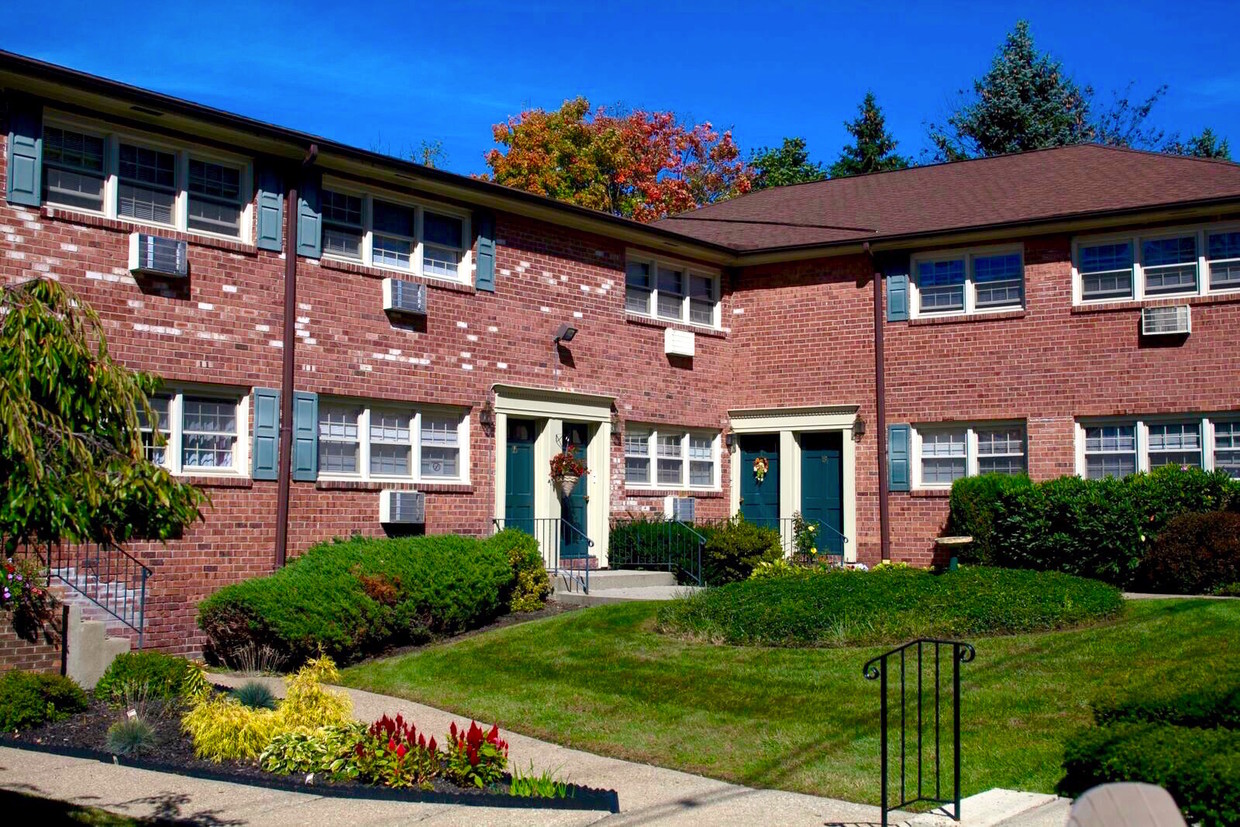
[0,609,64,675]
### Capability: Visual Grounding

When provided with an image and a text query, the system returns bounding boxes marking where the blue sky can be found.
[9,1,1240,175]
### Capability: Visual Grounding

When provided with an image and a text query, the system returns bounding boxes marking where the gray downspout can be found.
[865,243,892,562]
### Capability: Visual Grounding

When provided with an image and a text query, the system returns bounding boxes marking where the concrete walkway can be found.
[0,675,892,826]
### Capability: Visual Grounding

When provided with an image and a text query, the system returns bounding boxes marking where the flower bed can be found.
[0,657,617,812]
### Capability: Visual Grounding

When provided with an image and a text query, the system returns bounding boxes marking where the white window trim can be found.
[1072,221,1240,305]
[316,398,470,485]
[143,386,250,477]
[623,426,721,491]
[320,177,473,286]
[1076,414,1240,478]
[909,244,1025,319]
[42,110,254,244]
[624,250,722,330]
[911,421,1027,490]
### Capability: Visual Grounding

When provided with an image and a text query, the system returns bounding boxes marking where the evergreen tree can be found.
[750,137,826,189]
[1165,128,1232,160]
[927,20,1093,160]
[828,92,911,178]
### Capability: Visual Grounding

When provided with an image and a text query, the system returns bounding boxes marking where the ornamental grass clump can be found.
[105,715,157,757]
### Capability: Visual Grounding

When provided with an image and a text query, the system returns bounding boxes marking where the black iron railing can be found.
[608,517,704,585]
[863,638,975,826]
[23,540,152,649]
[492,517,593,593]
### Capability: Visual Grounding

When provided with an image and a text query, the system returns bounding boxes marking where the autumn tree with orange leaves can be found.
[483,98,754,223]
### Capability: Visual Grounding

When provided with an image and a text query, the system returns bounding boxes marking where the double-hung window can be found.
[1076,223,1240,303]
[319,184,471,283]
[41,118,252,241]
[624,427,719,489]
[1079,416,1239,479]
[139,389,247,475]
[624,253,720,329]
[914,423,1027,488]
[317,401,468,483]
[911,247,1024,317]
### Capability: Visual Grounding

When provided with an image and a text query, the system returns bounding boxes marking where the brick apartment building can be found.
[3,52,1239,654]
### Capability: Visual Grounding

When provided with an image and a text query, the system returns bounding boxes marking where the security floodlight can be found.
[554,324,578,345]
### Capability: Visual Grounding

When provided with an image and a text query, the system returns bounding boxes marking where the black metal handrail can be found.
[492,517,594,593]
[863,638,975,826]
[608,517,704,585]
[26,539,152,649]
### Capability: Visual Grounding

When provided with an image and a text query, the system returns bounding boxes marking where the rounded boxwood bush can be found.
[95,651,198,702]
[656,566,1123,647]
[0,670,88,731]
[1137,511,1240,595]
[198,533,516,667]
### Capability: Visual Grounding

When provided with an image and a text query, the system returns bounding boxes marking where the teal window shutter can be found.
[888,424,911,492]
[252,388,280,480]
[296,171,322,259]
[291,391,319,482]
[255,166,284,252]
[6,99,42,207]
[475,211,496,292]
[880,252,910,322]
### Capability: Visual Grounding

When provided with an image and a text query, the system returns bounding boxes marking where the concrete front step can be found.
[556,585,702,607]
[906,789,1068,827]
[576,570,678,591]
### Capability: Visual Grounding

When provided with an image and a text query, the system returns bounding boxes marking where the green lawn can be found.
[341,599,1240,805]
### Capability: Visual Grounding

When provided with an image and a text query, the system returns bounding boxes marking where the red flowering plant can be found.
[445,720,509,788]
[2,556,54,639]
[549,445,588,481]
[352,713,440,789]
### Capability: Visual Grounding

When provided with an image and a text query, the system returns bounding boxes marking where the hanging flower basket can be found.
[554,474,581,498]
[753,456,770,483]
[550,445,588,499]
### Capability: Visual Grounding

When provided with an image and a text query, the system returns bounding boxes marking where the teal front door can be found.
[505,419,536,536]
[800,432,844,555]
[560,422,590,559]
[740,435,780,530]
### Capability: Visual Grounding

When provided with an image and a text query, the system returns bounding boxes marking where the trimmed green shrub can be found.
[702,517,782,585]
[945,473,1031,564]
[990,466,1240,588]
[657,566,1122,647]
[1059,722,1240,826]
[1137,511,1240,595]
[0,670,88,731]
[95,651,198,702]
[493,529,552,612]
[1093,684,1240,730]
[198,534,515,666]
[609,516,715,584]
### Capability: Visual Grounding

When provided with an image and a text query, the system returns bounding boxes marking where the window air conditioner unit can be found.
[1141,305,1191,336]
[383,278,427,316]
[379,490,425,524]
[128,232,188,278]
[664,495,695,523]
[664,327,695,357]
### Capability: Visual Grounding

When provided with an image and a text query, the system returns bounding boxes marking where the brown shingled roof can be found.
[655,144,1240,252]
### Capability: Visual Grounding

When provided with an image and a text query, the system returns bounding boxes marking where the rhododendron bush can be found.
[484,97,754,222]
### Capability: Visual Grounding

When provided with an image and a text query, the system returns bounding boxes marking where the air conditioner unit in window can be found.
[664,495,695,523]
[664,327,695,357]
[382,278,427,316]
[128,232,188,278]
[1141,305,1191,336]
[379,490,425,524]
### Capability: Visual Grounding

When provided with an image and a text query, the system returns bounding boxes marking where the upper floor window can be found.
[624,426,719,489]
[913,422,1027,488]
[625,253,720,329]
[1075,223,1240,303]
[137,388,248,475]
[319,184,470,284]
[910,247,1024,317]
[1078,416,1239,480]
[316,400,468,483]
[41,118,251,241]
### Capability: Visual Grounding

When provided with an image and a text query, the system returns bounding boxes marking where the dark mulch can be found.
[2,696,617,810]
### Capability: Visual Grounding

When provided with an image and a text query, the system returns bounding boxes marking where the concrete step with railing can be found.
[554,569,701,606]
